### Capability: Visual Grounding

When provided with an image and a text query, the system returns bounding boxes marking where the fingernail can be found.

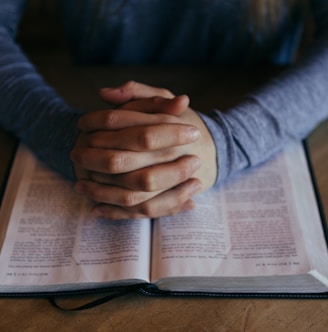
[191,181,202,195]
[188,126,201,141]
[191,158,201,172]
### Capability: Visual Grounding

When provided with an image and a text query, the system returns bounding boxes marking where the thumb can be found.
[117,94,190,116]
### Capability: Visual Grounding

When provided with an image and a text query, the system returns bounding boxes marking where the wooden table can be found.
[0,64,328,332]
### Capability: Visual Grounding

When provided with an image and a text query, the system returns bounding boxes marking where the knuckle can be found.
[122,81,137,97]
[138,203,154,218]
[106,153,124,173]
[139,171,157,192]
[138,128,157,150]
[121,191,139,207]
[87,187,103,202]
[88,132,103,147]
[104,110,120,128]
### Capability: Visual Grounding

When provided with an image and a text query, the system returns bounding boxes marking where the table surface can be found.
[0,64,328,332]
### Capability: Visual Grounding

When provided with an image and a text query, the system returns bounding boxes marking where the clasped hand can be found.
[70,81,217,219]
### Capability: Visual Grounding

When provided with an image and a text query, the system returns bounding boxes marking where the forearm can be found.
[0,30,81,180]
[201,32,328,186]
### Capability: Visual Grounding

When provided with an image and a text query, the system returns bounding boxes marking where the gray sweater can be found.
[0,0,327,186]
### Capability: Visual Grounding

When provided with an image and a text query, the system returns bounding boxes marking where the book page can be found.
[284,143,328,282]
[0,145,151,292]
[151,142,326,284]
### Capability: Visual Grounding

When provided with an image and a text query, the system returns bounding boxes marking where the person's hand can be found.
[72,95,203,218]
[97,84,217,192]
[71,82,217,219]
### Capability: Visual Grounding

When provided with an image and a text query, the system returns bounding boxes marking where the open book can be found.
[0,142,328,297]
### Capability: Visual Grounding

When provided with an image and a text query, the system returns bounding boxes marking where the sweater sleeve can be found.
[200,0,328,186]
[0,0,81,180]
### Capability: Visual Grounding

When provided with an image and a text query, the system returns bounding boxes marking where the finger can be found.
[89,155,201,191]
[93,200,195,221]
[78,109,177,131]
[99,80,175,104]
[91,178,201,220]
[70,147,179,174]
[80,124,200,151]
[78,96,189,131]
[119,94,189,116]
[74,180,159,207]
